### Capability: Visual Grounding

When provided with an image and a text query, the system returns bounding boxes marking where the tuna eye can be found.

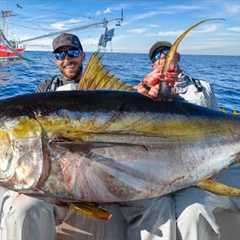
[0,130,13,179]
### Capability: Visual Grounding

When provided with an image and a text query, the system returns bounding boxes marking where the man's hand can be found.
[136,58,180,100]
[136,70,162,99]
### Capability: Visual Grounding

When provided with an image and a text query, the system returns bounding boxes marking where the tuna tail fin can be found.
[197,179,240,196]
[69,202,112,221]
[79,52,133,91]
[163,18,225,75]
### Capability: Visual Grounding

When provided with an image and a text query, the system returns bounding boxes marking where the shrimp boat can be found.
[0,39,24,60]
[0,8,123,61]
[0,10,24,61]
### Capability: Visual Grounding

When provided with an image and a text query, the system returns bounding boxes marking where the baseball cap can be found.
[52,33,83,53]
[149,41,172,62]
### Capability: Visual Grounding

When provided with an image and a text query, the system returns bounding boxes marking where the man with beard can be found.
[38,34,176,240]
[0,33,86,240]
[0,33,176,240]
[37,33,85,92]
[0,33,93,240]
[0,32,87,240]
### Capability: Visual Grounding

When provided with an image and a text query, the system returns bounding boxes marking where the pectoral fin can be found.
[197,179,240,196]
[69,202,112,221]
[163,18,224,74]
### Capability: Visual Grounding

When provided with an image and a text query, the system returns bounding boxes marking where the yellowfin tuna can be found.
[0,90,240,204]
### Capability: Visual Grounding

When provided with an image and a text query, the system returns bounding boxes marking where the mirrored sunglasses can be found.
[152,47,170,63]
[54,49,82,60]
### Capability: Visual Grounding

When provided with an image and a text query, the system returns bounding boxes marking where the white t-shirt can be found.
[56,83,78,91]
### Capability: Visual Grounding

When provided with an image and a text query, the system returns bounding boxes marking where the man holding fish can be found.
[137,39,240,240]
[136,40,220,240]
[0,19,240,240]
[41,34,178,240]
[0,33,180,240]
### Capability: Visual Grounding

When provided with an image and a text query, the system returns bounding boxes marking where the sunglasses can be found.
[54,49,82,60]
[152,47,170,63]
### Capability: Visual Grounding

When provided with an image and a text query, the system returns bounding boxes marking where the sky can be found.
[0,0,240,55]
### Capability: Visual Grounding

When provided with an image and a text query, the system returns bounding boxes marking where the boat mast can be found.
[1,10,16,39]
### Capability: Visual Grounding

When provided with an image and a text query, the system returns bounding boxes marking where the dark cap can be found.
[52,33,83,53]
[149,41,172,61]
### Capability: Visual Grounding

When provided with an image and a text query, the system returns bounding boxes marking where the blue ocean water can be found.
[0,51,239,111]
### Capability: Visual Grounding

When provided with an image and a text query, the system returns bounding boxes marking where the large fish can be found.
[1,19,237,220]
[0,90,240,204]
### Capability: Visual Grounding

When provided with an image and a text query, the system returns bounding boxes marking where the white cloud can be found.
[127,4,203,23]
[130,11,162,21]
[149,24,159,28]
[50,18,85,30]
[166,4,203,11]
[96,10,102,16]
[228,27,240,33]
[68,19,83,24]
[157,30,183,37]
[224,4,240,14]
[128,28,147,34]
[50,22,65,30]
[112,34,128,40]
[95,6,114,16]
[155,24,218,38]
[82,37,99,47]
[25,37,52,51]
[103,8,112,14]
[195,24,218,33]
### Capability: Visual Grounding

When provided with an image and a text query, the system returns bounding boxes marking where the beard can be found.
[61,64,83,81]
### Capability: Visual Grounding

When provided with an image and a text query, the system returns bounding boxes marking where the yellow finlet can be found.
[197,179,240,196]
[79,52,133,91]
[69,202,112,221]
[163,18,225,75]
[219,107,227,113]
[232,109,240,116]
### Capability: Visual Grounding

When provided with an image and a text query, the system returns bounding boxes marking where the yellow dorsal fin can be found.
[79,52,133,91]
[69,202,112,221]
[197,178,240,196]
[163,18,224,74]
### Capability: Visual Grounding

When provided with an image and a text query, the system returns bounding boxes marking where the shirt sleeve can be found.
[176,74,217,109]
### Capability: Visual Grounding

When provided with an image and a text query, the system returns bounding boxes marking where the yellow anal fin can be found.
[197,179,240,197]
[79,52,133,91]
[69,202,112,221]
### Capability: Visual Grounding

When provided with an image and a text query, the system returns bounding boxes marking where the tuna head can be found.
[0,116,48,191]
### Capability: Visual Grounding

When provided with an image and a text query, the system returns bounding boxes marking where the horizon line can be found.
[24,50,240,57]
